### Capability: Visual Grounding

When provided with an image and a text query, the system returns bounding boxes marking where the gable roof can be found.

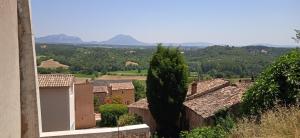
[184,85,246,118]
[93,86,108,93]
[109,82,134,90]
[38,74,74,88]
[186,79,230,100]
[128,98,148,109]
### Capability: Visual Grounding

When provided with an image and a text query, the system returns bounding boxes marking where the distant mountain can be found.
[35,34,83,44]
[100,34,148,46]
[161,42,214,47]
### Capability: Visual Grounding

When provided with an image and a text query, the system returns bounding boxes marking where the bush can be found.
[180,115,235,138]
[132,80,146,101]
[230,106,300,137]
[117,114,143,126]
[242,49,300,115]
[98,104,128,127]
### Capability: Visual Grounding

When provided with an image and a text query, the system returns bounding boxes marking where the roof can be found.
[38,74,74,88]
[109,82,134,90]
[93,86,108,93]
[128,98,148,109]
[186,79,230,100]
[184,85,246,118]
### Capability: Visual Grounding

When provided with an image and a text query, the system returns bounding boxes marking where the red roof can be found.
[38,74,74,87]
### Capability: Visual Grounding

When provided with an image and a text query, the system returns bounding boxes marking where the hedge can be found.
[99,104,128,127]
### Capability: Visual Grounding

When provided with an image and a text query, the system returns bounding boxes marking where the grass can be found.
[73,73,96,78]
[230,106,300,138]
[107,70,148,76]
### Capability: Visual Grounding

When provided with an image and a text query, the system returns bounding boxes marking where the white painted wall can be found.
[69,84,75,130]
[0,0,21,137]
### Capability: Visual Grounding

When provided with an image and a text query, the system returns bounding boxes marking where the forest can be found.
[35,43,292,78]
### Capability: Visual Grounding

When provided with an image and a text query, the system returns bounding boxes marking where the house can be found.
[74,81,96,129]
[128,79,252,132]
[93,85,108,105]
[38,74,75,132]
[128,99,156,133]
[108,82,135,105]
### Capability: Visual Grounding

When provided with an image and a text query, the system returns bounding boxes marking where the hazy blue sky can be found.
[31,0,300,45]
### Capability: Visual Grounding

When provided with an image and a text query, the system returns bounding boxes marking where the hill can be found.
[35,44,292,78]
[35,34,83,44]
[100,34,148,46]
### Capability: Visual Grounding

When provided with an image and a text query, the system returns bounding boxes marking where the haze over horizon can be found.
[32,0,300,46]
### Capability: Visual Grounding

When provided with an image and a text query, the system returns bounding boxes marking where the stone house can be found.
[108,82,135,105]
[38,74,76,132]
[93,85,108,105]
[128,79,252,132]
[74,81,96,129]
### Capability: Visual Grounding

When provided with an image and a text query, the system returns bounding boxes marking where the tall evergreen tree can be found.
[146,44,188,138]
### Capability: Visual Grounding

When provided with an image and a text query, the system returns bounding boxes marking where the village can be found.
[1,0,300,138]
[37,72,252,134]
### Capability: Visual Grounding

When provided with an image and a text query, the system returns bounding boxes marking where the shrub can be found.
[230,106,300,137]
[98,104,128,127]
[180,115,235,138]
[132,80,146,101]
[117,114,143,126]
[242,49,300,115]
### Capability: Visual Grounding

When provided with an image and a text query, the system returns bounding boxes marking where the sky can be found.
[31,0,300,46]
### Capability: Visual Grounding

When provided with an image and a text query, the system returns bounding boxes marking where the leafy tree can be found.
[117,114,143,126]
[133,80,146,101]
[146,44,188,138]
[242,49,300,115]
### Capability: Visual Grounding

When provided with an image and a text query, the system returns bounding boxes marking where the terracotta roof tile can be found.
[184,86,246,118]
[93,86,108,93]
[38,74,74,87]
[109,82,134,90]
[128,98,148,109]
[186,79,230,100]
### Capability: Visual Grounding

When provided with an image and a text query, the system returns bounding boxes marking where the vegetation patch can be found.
[98,104,128,127]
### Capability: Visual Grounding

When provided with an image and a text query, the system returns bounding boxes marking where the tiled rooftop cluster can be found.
[38,74,74,87]
[129,79,252,119]
[184,85,245,118]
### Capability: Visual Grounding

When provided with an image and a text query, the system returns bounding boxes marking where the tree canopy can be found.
[146,44,188,137]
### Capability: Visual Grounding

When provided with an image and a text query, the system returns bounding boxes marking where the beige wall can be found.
[111,89,135,105]
[75,83,96,129]
[184,106,205,130]
[0,0,21,137]
[129,108,157,133]
[40,87,71,132]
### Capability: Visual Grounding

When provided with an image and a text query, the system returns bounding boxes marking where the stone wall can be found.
[129,108,157,133]
[111,89,135,105]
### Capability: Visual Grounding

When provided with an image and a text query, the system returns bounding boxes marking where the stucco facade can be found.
[74,83,96,129]
[0,0,21,137]
[40,86,75,132]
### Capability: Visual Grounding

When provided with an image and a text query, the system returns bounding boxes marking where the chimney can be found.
[191,81,198,95]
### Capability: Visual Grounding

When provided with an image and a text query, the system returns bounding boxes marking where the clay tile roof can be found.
[93,86,108,93]
[38,74,74,87]
[128,98,148,109]
[184,86,246,118]
[109,82,134,90]
[187,79,230,100]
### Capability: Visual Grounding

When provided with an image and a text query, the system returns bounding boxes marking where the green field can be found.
[107,70,148,76]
